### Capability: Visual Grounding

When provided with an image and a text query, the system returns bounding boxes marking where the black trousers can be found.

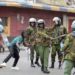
[3,45,20,67]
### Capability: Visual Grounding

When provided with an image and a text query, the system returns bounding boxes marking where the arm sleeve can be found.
[62,35,69,51]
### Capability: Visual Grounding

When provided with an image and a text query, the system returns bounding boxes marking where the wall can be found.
[0,7,74,37]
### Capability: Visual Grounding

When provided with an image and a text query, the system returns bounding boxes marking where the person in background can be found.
[63,20,75,75]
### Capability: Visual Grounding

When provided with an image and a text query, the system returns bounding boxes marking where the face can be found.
[53,21,61,26]
[38,23,44,29]
[30,22,36,28]
[22,33,26,38]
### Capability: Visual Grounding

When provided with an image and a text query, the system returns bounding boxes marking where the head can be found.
[53,17,61,26]
[21,30,32,39]
[71,20,75,36]
[29,18,36,28]
[21,31,26,39]
[37,19,45,29]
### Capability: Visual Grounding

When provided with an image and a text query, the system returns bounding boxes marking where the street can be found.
[0,48,64,75]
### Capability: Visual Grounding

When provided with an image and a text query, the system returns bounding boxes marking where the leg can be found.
[2,46,5,52]
[35,45,40,67]
[64,60,74,75]
[50,45,56,68]
[3,53,12,63]
[12,53,20,67]
[0,46,1,53]
[43,47,50,73]
[38,46,44,71]
[0,53,12,68]
[57,44,63,69]
[11,45,20,70]
[30,46,35,67]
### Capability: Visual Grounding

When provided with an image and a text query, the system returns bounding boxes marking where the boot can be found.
[35,62,41,67]
[50,61,54,68]
[59,61,61,69]
[35,57,41,67]
[43,67,50,74]
[41,65,44,71]
[31,60,35,67]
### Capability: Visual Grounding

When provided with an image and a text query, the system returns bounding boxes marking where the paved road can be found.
[0,48,64,75]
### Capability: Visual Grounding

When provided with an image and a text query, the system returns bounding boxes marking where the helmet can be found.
[37,19,45,28]
[37,19,45,24]
[53,17,61,22]
[29,18,36,27]
[29,18,36,23]
[53,17,61,25]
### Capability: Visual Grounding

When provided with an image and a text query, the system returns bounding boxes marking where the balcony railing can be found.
[35,0,67,6]
[0,0,75,7]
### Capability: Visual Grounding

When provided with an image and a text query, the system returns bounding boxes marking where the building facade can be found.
[0,0,75,37]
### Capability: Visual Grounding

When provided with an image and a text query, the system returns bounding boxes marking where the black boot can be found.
[41,65,44,71]
[59,61,61,69]
[31,60,35,67]
[50,61,54,68]
[35,62,41,67]
[35,57,41,67]
[43,67,50,74]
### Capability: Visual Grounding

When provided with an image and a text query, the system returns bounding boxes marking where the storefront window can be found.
[1,17,8,26]
[0,17,10,36]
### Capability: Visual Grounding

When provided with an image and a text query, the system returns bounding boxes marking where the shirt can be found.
[10,36,23,46]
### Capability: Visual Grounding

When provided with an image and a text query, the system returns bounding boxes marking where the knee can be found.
[15,55,20,59]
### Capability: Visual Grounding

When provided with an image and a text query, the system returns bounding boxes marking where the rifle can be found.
[37,31,67,40]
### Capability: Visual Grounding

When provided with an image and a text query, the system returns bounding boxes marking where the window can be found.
[1,17,8,26]
[0,17,10,36]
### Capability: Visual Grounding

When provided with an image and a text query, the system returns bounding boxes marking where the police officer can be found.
[26,18,37,67]
[63,20,75,75]
[37,19,50,73]
[50,17,66,69]
[34,19,46,67]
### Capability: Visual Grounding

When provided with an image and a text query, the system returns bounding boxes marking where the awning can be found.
[0,1,75,13]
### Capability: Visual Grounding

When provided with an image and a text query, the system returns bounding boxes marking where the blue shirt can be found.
[10,36,23,46]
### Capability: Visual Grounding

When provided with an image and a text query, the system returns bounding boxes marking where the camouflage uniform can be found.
[51,26,67,68]
[26,26,37,67]
[36,28,50,73]
[63,33,75,75]
[34,28,41,67]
